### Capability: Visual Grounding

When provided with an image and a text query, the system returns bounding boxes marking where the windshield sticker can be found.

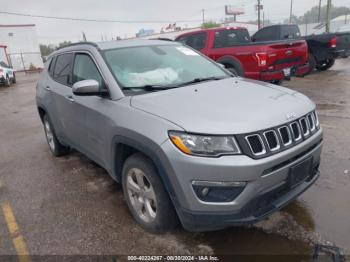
[176,46,199,56]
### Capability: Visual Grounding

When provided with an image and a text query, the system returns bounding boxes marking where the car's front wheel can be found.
[43,114,70,157]
[122,153,178,232]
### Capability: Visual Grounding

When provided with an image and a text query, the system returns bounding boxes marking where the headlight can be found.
[169,131,241,157]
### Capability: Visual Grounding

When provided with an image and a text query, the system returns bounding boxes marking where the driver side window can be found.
[73,53,106,90]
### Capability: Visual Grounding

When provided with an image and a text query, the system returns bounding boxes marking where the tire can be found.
[43,114,70,157]
[226,66,238,76]
[12,73,16,84]
[271,79,283,85]
[316,59,335,71]
[4,76,10,87]
[307,53,316,74]
[122,153,178,233]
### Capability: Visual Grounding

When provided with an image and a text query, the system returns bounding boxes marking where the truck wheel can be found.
[12,73,16,84]
[224,64,244,77]
[122,153,178,233]
[307,53,316,74]
[316,59,335,71]
[43,114,70,157]
[5,76,11,87]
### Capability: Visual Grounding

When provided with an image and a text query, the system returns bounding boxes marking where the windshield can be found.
[103,44,230,90]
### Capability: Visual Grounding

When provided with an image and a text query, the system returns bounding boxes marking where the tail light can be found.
[255,52,268,67]
[329,37,337,48]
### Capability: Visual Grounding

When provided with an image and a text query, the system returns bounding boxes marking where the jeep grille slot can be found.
[299,118,310,136]
[246,135,266,155]
[290,122,302,141]
[307,113,315,132]
[264,131,280,151]
[278,126,292,146]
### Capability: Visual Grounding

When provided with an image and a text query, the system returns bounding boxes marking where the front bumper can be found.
[259,64,310,81]
[161,129,323,232]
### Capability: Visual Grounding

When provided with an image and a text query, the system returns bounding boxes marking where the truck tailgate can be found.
[336,32,350,57]
[264,40,308,69]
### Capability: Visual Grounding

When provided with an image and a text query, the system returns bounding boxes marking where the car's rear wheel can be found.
[122,153,178,232]
[316,59,335,71]
[43,115,70,157]
[12,73,16,84]
[307,53,316,74]
[5,76,10,87]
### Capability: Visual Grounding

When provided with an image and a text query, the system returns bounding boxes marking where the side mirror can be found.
[72,80,106,96]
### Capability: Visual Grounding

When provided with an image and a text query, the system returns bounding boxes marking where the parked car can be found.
[0,61,16,86]
[175,27,309,84]
[252,24,350,72]
[36,40,323,232]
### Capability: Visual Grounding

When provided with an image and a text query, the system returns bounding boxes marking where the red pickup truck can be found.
[175,27,309,83]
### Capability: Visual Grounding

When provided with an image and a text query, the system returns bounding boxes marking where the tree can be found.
[39,41,73,58]
[285,5,350,24]
[201,21,221,29]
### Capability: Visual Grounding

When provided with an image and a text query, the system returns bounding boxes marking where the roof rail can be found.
[57,41,99,51]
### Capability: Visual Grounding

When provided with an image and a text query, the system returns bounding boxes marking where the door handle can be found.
[45,86,51,91]
[66,95,75,102]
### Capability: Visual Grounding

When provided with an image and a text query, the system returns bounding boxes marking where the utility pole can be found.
[202,9,205,24]
[262,12,265,27]
[326,0,331,33]
[318,0,322,23]
[289,0,294,24]
[257,0,261,29]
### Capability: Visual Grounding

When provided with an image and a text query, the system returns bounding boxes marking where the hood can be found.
[130,78,315,134]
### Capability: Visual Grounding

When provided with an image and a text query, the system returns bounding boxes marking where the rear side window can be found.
[48,57,56,77]
[281,25,301,39]
[177,33,207,50]
[214,29,251,48]
[53,53,73,86]
[72,53,106,89]
[253,27,279,41]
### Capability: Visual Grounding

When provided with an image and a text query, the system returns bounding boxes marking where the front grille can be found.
[238,111,321,159]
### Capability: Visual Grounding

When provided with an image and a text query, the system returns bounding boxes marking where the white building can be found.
[0,24,43,71]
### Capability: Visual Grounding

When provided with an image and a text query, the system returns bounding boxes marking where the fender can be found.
[216,55,245,76]
[110,133,183,212]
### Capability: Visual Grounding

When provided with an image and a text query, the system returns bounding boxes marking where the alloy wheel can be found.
[126,168,157,223]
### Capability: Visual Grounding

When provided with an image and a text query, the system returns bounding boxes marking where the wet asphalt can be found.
[0,59,349,258]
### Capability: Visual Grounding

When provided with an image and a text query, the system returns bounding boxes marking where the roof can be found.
[57,39,179,53]
[176,26,247,37]
[0,24,35,27]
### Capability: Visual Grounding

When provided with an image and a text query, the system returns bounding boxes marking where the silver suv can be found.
[36,40,323,232]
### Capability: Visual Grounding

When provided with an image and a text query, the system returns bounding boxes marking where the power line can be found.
[0,10,204,24]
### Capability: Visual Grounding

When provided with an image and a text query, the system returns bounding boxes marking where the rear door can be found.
[49,53,76,143]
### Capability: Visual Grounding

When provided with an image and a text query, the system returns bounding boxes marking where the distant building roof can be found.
[0,24,36,28]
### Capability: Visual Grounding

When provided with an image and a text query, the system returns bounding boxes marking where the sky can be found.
[1,0,349,45]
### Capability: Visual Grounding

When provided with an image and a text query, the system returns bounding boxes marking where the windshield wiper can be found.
[123,76,230,91]
[123,84,178,91]
[175,76,229,87]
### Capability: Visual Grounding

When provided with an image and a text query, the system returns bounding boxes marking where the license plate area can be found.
[288,156,313,188]
[283,68,291,76]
